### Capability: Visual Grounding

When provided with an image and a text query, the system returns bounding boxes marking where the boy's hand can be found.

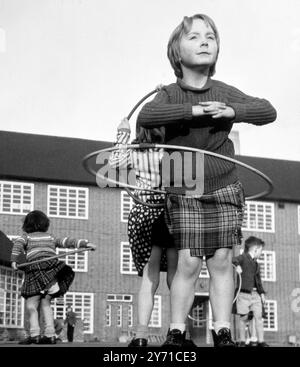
[86,243,96,251]
[261,294,266,303]
[11,262,18,271]
[117,118,131,131]
[197,101,235,120]
[235,265,243,274]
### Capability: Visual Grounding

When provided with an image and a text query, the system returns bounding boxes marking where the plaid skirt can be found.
[21,258,75,299]
[164,181,245,257]
[128,198,174,277]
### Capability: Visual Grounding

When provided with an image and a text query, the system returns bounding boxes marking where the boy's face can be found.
[253,245,263,259]
[179,18,218,73]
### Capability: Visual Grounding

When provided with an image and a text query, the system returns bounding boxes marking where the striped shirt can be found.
[109,128,164,201]
[11,232,89,263]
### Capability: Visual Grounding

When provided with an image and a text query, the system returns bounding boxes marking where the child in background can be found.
[137,14,276,347]
[109,117,178,347]
[11,210,96,344]
[233,236,269,347]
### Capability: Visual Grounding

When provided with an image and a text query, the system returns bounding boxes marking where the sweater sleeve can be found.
[11,235,27,263]
[54,237,89,249]
[225,85,277,125]
[137,88,193,127]
[108,128,133,169]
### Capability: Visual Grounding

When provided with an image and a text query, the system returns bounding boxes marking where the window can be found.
[0,181,34,215]
[0,266,24,328]
[128,305,133,328]
[258,251,276,281]
[149,295,161,328]
[116,305,122,327]
[242,201,275,232]
[120,242,137,275]
[106,294,133,329]
[199,257,209,278]
[105,304,111,327]
[56,248,88,272]
[263,300,277,331]
[52,292,94,333]
[107,294,132,302]
[121,191,134,222]
[47,185,88,219]
[192,303,205,328]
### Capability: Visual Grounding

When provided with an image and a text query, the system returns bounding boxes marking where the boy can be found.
[137,14,276,347]
[233,236,269,347]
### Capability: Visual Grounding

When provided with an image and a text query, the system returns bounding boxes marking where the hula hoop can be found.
[82,86,273,206]
[82,143,273,202]
[17,247,93,270]
[187,264,242,323]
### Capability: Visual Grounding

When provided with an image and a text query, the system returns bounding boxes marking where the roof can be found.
[0,130,299,203]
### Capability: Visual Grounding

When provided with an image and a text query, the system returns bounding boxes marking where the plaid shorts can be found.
[164,181,245,257]
[21,258,75,299]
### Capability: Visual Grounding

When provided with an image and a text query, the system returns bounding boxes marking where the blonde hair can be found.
[167,14,220,78]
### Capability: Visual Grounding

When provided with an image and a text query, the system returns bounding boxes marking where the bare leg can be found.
[166,247,178,290]
[207,248,234,325]
[137,245,162,326]
[170,249,202,324]
[238,315,248,342]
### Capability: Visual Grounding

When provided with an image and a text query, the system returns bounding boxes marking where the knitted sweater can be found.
[137,78,277,194]
[11,232,89,263]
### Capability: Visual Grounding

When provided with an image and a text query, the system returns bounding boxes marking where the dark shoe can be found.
[238,341,246,347]
[18,337,34,345]
[257,341,269,347]
[128,338,148,347]
[30,335,41,344]
[248,341,258,347]
[40,336,57,344]
[183,338,198,348]
[213,328,236,347]
[161,329,185,347]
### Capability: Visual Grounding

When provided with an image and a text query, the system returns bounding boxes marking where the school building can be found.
[0,130,300,345]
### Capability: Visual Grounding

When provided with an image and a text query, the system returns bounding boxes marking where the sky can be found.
[0,0,300,161]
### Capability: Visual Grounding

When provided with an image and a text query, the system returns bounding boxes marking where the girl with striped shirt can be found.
[11,210,96,344]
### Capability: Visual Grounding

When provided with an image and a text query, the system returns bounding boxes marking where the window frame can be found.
[263,300,278,331]
[51,292,94,334]
[47,185,89,220]
[242,201,275,233]
[0,266,25,328]
[0,180,34,215]
[148,295,162,328]
[56,248,88,273]
[120,242,138,275]
[121,191,134,223]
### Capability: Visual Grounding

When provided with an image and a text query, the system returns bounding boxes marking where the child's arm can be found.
[232,254,244,274]
[11,235,27,268]
[137,88,194,127]
[54,237,96,251]
[224,85,277,125]
[108,118,133,169]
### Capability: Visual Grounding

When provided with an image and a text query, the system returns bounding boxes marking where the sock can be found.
[169,323,186,333]
[213,321,231,334]
[135,324,149,339]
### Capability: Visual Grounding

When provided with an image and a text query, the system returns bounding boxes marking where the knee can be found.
[26,301,39,314]
[209,249,232,273]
